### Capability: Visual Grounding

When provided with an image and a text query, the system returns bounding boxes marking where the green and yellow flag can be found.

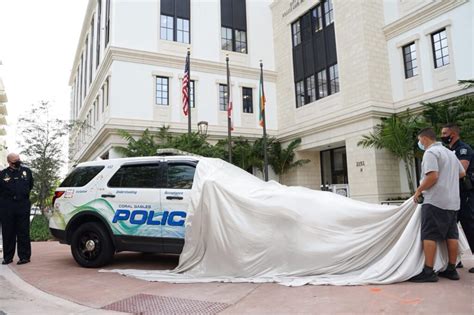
[259,69,266,127]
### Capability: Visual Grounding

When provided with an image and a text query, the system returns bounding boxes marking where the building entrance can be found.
[320,146,348,194]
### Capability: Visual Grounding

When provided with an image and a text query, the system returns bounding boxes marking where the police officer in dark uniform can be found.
[0,153,34,265]
[441,124,474,273]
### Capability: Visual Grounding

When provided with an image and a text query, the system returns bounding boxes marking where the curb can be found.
[0,264,125,314]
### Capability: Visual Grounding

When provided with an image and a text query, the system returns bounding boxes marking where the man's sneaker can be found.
[438,268,460,280]
[456,261,463,268]
[469,267,474,273]
[409,269,439,282]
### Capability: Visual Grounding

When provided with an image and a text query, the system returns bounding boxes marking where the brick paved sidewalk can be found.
[3,241,474,314]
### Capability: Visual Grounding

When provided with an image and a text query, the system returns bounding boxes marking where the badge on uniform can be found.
[3,175,11,182]
[460,148,468,155]
[22,170,27,179]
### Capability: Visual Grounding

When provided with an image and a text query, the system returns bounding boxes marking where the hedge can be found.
[30,214,53,241]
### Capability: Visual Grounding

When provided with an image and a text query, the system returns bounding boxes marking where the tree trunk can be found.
[403,157,415,194]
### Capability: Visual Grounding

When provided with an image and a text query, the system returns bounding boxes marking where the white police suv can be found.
[49,155,198,268]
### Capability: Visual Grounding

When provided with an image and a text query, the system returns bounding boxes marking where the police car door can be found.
[104,162,163,244]
[160,161,196,253]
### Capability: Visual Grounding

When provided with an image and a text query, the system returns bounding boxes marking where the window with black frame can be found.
[156,76,169,105]
[96,0,101,68]
[328,64,339,94]
[431,29,449,68]
[403,42,418,78]
[160,15,174,41]
[295,80,305,108]
[220,0,247,53]
[306,75,316,103]
[176,17,190,43]
[291,0,338,108]
[219,84,228,111]
[221,27,233,50]
[89,16,94,86]
[292,21,301,47]
[105,0,111,46]
[242,87,253,113]
[160,0,190,44]
[317,70,327,98]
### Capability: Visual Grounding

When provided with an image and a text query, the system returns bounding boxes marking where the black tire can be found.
[70,222,114,268]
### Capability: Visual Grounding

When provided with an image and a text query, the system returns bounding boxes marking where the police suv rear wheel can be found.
[71,222,114,268]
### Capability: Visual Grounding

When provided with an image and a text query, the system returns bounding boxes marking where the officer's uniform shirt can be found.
[0,166,34,204]
[451,140,474,192]
[452,140,474,174]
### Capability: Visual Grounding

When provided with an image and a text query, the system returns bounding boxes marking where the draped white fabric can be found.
[104,158,470,286]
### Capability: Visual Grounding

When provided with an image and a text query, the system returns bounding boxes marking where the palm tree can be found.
[422,93,474,146]
[116,128,161,157]
[269,138,310,183]
[357,111,421,194]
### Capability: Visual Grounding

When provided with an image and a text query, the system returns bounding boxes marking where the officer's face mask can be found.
[10,160,21,168]
[441,134,453,145]
[417,141,425,151]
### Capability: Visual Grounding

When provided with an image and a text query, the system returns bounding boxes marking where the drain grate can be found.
[102,294,231,314]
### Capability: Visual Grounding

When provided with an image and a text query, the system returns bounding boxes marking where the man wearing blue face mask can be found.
[0,153,34,265]
[410,128,466,282]
[441,123,474,273]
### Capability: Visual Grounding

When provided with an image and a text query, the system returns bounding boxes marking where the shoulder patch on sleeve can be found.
[460,148,468,155]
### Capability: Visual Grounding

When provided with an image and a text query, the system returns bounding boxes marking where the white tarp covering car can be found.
[104,158,470,286]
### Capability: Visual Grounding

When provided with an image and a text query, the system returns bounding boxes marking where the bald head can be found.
[7,153,21,169]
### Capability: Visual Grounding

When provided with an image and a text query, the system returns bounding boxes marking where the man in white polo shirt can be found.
[410,127,466,282]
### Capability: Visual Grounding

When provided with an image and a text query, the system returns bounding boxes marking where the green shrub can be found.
[30,215,53,241]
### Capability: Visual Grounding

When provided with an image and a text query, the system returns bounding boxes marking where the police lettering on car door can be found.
[112,208,186,226]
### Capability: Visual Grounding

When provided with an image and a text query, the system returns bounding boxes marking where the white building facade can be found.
[69,0,277,162]
[70,0,474,202]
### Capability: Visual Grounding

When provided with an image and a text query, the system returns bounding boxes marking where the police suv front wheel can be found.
[71,222,114,268]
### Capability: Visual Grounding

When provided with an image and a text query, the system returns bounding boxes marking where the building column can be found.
[345,136,404,203]
[280,151,321,190]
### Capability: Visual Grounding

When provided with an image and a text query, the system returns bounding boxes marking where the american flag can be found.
[182,53,190,116]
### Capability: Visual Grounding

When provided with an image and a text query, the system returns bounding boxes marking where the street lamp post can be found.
[197,121,208,136]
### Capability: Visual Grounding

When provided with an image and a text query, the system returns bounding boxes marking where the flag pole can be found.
[187,48,191,135]
[260,60,268,181]
[226,55,232,163]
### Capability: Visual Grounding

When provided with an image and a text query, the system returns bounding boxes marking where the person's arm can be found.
[0,170,5,192]
[414,151,439,203]
[28,169,34,191]
[414,171,438,203]
[459,160,466,178]
[458,145,472,171]
[460,159,470,171]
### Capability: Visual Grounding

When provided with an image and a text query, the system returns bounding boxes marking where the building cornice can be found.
[277,105,395,143]
[110,47,278,82]
[73,44,277,122]
[277,84,472,143]
[383,0,467,40]
[394,84,474,112]
[70,46,278,85]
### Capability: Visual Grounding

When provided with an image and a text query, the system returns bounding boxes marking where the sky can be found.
[0,0,88,155]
